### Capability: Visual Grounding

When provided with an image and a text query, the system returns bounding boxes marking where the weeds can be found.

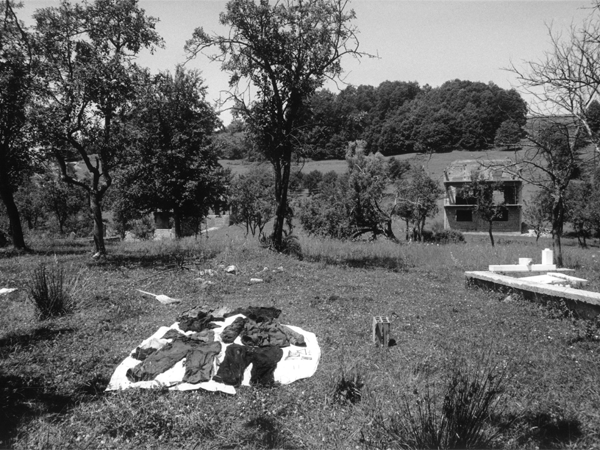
[27,262,75,320]
[332,366,365,406]
[368,354,510,449]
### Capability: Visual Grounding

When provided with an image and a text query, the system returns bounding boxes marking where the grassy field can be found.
[1,226,600,449]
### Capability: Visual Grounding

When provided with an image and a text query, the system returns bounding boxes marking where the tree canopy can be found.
[115,66,229,238]
[33,0,162,254]
[186,0,364,251]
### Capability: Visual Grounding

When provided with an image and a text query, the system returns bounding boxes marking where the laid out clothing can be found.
[224,307,282,322]
[127,338,221,383]
[241,319,306,348]
[213,344,283,387]
[125,309,306,388]
[183,341,222,384]
[161,328,215,343]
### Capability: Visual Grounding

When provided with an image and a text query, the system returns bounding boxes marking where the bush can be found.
[433,229,466,244]
[27,262,75,320]
[131,215,155,240]
[259,232,303,259]
[423,229,466,244]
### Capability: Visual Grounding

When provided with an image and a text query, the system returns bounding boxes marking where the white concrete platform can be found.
[465,270,600,319]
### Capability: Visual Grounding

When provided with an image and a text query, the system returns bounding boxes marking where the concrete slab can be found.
[465,270,600,319]
[489,264,558,272]
[520,274,569,285]
[546,273,588,288]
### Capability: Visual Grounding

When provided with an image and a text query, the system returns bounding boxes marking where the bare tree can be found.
[509,6,600,154]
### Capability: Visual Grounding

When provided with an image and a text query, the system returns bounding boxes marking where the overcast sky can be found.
[19,0,595,124]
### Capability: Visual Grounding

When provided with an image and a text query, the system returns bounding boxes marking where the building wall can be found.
[444,205,522,232]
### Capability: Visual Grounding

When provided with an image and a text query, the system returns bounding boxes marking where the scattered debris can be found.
[0,288,18,296]
[225,265,237,274]
[136,289,182,305]
[250,278,264,283]
[199,269,216,277]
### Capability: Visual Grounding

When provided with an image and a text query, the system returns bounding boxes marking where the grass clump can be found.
[332,366,365,406]
[27,262,75,320]
[368,354,510,449]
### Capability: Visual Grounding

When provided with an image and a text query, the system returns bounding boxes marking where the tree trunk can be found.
[272,150,292,251]
[90,192,106,255]
[173,209,182,239]
[551,194,565,267]
[0,172,27,250]
[385,219,398,242]
[405,219,410,241]
[488,220,495,247]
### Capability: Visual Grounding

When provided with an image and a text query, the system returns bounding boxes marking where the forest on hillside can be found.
[214,79,528,160]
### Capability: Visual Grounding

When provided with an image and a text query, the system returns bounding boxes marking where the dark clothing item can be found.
[183,341,222,384]
[162,328,215,343]
[213,344,247,387]
[179,315,222,333]
[247,346,283,386]
[126,338,221,383]
[213,344,283,387]
[225,307,282,322]
[127,339,192,382]
[131,346,157,361]
[221,316,247,344]
[241,318,306,348]
[177,306,224,333]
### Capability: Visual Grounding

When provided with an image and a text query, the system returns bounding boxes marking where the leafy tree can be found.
[230,165,277,237]
[33,0,162,255]
[303,170,323,196]
[395,165,442,241]
[565,180,593,248]
[299,149,399,240]
[211,119,249,159]
[117,66,228,238]
[186,0,364,251]
[495,119,523,150]
[40,171,88,235]
[495,120,588,266]
[0,1,36,250]
[458,170,508,247]
[522,190,552,243]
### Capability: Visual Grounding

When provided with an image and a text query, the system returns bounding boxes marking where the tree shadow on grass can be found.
[496,410,583,449]
[243,415,292,449]
[0,325,110,446]
[305,254,409,272]
[0,372,109,447]
[0,326,76,358]
[87,249,220,271]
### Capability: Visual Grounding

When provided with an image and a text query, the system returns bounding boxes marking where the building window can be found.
[456,210,473,222]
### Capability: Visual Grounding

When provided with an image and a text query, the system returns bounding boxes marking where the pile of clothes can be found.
[107,306,320,394]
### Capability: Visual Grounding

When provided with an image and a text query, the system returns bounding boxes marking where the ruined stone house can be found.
[443,159,523,233]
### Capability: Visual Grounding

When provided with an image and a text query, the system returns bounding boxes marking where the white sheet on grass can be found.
[106,314,320,395]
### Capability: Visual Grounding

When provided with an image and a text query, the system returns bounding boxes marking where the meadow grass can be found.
[1,226,599,449]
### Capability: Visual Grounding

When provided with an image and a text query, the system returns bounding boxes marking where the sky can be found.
[18,0,596,124]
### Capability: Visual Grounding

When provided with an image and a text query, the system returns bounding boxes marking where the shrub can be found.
[433,229,466,244]
[259,232,303,259]
[131,215,155,240]
[27,262,75,320]
[332,367,365,406]
[369,354,509,449]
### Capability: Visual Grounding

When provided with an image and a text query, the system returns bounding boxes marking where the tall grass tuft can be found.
[27,262,75,320]
[369,354,510,449]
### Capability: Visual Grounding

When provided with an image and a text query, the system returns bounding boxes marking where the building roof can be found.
[443,159,519,183]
